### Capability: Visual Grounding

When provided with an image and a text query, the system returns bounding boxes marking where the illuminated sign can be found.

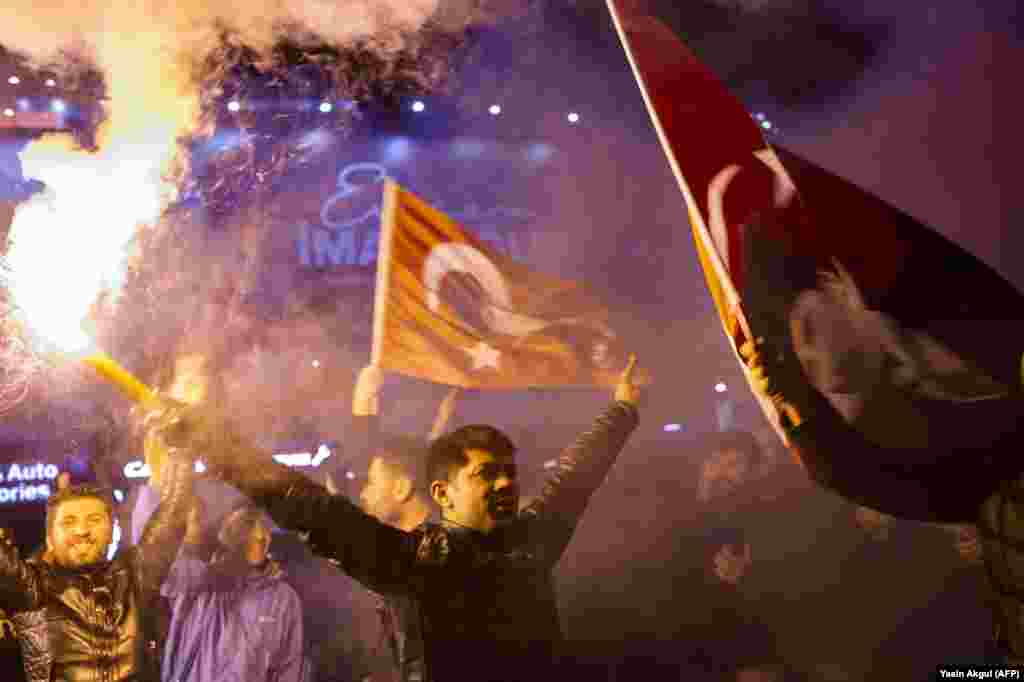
[122,445,332,479]
[0,111,65,130]
[0,461,60,504]
[296,157,538,270]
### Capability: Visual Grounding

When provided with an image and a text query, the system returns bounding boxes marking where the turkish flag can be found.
[372,181,631,389]
[609,0,1024,456]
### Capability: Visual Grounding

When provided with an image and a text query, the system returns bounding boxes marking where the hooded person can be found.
[159,503,309,682]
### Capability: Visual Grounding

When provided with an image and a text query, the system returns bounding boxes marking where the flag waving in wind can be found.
[372,180,631,389]
[608,0,1024,455]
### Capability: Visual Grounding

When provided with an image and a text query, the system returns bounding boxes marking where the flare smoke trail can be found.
[0,0,506,419]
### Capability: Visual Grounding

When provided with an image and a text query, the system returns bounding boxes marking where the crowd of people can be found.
[0,354,644,682]
[0,341,1006,681]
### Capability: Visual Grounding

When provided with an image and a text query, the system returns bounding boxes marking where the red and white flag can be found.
[371,181,632,389]
[609,0,1024,453]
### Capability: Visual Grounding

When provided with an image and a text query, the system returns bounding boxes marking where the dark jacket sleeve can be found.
[202,430,420,596]
[0,535,43,614]
[524,401,639,559]
[133,454,193,597]
[789,389,1021,523]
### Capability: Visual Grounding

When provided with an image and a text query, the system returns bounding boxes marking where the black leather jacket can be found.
[203,401,639,682]
[0,460,191,682]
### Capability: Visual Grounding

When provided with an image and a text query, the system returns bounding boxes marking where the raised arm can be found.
[428,387,461,441]
[0,527,43,614]
[156,405,420,595]
[350,364,383,461]
[134,452,194,596]
[525,356,641,557]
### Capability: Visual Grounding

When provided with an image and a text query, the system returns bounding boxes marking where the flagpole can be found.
[607,0,794,446]
[371,179,400,366]
[606,0,744,331]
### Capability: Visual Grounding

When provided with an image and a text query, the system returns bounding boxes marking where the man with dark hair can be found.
[160,503,309,682]
[158,356,642,681]
[0,448,192,682]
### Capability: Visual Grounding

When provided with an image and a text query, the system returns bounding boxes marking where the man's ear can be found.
[430,480,449,509]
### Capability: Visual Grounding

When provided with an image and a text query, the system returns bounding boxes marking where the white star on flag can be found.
[466,341,501,371]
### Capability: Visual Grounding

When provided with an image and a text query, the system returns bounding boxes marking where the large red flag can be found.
[608,0,1024,453]
[372,180,632,389]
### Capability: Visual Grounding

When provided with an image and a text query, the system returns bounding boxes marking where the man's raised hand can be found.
[353,364,384,417]
[614,354,642,406]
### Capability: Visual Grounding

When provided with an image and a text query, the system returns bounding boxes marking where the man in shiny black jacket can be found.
[165,357,642,682]
[0,452,192,682]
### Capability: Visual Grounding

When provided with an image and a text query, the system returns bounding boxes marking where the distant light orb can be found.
[45,78,56,87]
[714,382,728,393]
[7,76,20,85]
[663,423,683,433]
[525,142,554,164]
[50,99,66,113]
[312,360,321,368]
[113,490,125,503]
[754,112,766,121]
[345,471,356,480]
[567,112,580,124]
[227,100,241,112]
[2,108,14,118]
[319,101,333,113]
[412,100,425,113]
[761,120,773,130]
[488,104,502,116]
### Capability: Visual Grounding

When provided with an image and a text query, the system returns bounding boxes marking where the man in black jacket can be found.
[0,448,192,682]
[158,356,642,682]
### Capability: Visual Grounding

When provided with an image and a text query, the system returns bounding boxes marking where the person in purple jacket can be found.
[159,502,309,682]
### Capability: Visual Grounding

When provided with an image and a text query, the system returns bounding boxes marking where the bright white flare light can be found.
[412,100,425,113]
[8,141,167,353]
[488,104,501,115]
[7,76,20,85]
[567,112,580,123]
[319,101,333,113]
[45,79,56,87]
[663,423,682,433]
[227,100,241,112]
[715,382,728,393]
[50,99,66,113]
[312,360,321,368]
[2,109,13,118]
